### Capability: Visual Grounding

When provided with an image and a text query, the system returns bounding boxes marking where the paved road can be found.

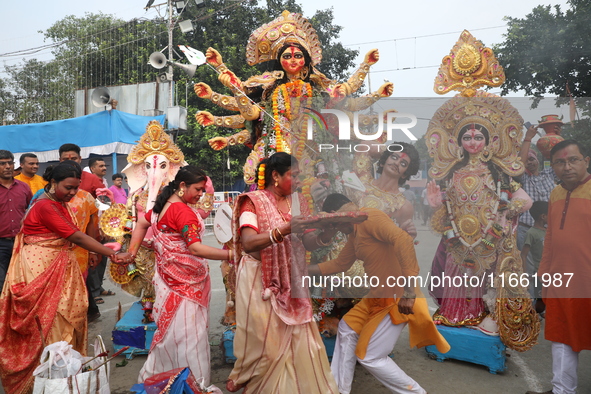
[4,223,589,393]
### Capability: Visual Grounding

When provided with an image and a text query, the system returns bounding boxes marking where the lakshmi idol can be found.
[425,31,539,352]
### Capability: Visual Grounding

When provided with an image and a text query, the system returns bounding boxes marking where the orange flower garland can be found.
[257,163,266,189]
[271,80,312,155]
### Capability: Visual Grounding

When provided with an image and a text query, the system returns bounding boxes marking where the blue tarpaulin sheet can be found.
[0,110,166,155]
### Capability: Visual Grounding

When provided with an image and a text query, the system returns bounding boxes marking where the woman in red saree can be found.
[227,152,338,393]
[0,161,121,394]
[120,166,229,386]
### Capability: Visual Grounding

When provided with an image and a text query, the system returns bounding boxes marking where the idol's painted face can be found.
[280,46,305,76]
[382,152,410,179]
[461,129,486,155]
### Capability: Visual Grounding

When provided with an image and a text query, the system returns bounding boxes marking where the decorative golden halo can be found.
[259,41,271,54]
[99,203,129,238]
[426,93,524,180]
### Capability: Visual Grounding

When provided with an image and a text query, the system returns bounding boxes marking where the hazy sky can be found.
[1,0,571,102]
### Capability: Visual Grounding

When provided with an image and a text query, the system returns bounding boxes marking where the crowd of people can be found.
[0,11,589,394]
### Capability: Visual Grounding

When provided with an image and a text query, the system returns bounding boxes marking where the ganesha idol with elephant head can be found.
[123,120,187,224]
[102,120,214,321]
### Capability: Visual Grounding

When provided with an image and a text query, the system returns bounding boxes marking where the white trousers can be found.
[331,315,426,394]
[551,342,579,394]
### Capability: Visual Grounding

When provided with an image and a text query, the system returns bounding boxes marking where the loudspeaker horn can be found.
[149,52,168,69]
[170,61,197,78]
[91,87,112,107]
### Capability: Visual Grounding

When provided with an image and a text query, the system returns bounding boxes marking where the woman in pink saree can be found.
[121,166,229,386]
[0,161,121,394]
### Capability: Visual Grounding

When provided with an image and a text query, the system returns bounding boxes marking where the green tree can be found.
[495,0,591,97]
[412,134,432,178]
[3,13,168,122]
[0,77,16,124]
[3,58,70,124]
[44,12,167,89]
[494,0,591,159]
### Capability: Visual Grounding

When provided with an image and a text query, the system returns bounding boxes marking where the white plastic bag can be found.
[33,341,84,379]
[33,336,110,394]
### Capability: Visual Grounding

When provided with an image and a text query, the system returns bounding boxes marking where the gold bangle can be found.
[273,228,284,243]
[271,228,280,243]
[276,228,285,242]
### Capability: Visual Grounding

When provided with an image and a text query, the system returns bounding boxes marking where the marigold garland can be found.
[258,163,266,189]
[271,80,312,155]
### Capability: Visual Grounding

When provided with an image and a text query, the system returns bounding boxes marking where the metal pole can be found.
[167,0,174,108]
[112,152,118,175]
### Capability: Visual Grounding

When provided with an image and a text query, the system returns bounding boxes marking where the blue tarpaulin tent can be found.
[0,110,166,165]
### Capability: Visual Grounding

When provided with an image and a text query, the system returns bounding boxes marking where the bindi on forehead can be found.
[399,152,410,161]
[555,150,570,159]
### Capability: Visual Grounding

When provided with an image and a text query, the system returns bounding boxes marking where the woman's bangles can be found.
[269,228,285,244]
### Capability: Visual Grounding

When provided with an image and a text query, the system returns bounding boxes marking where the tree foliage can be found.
[412,134,432,178]
[44,13,167,89]
[1,12,167,123]
[494,0,591,162]
[494,0,591,97]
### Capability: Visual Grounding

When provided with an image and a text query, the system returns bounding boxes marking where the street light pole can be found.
[167,0,174,107]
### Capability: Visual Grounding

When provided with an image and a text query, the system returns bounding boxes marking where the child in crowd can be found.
[520,200,548,314]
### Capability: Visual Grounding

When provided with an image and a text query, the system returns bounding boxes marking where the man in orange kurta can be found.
[527,140,591,394]
[308,194,449,394]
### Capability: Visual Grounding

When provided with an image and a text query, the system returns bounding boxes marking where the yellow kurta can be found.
[15,173,47,195]
[319,208,450,359]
